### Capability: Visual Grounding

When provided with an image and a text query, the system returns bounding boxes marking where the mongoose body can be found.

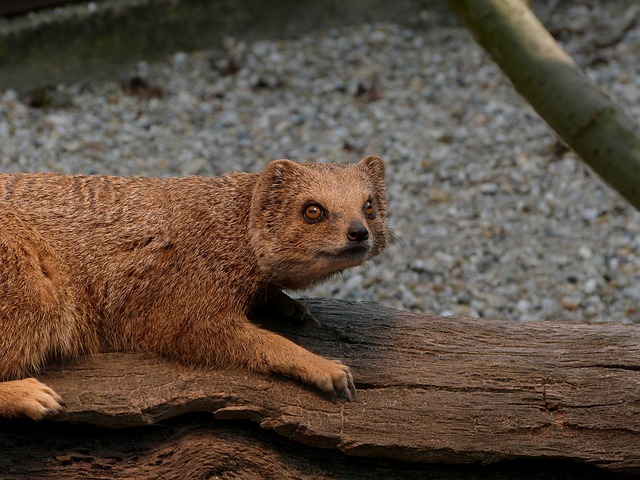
[0,156,387,419]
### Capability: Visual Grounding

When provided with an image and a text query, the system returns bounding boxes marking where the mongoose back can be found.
[0,156,387,419]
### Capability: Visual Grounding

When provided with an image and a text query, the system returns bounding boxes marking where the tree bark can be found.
[0,300,638,478]
[447,0,640,211]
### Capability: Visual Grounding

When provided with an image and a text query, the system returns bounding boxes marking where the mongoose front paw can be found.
[315,359,356,402]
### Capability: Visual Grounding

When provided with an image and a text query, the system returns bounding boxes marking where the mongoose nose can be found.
[347,220,369,242]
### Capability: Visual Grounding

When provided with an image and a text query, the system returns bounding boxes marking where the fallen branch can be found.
[0,300,637,477]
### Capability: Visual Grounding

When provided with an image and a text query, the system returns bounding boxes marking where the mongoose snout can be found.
[346,219,370,242]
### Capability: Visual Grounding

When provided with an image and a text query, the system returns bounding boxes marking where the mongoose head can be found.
[249,156,388,290]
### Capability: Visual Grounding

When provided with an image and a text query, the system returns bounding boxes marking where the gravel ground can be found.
[1,1,640,323]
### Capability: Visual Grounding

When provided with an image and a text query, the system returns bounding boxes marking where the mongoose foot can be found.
[253,292,320,326]
[279,294,320,326]
[0,378,65,420]
[315,358,356,402]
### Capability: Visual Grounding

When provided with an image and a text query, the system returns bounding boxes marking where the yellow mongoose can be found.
[0,156,387,419]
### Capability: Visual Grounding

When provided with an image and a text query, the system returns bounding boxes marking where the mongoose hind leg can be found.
[0,378,65,420]
[0,213,95,419]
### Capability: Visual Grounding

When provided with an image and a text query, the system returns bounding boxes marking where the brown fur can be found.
[0,156,387,419]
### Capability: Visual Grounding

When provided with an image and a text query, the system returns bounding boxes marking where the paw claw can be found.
[342,386,353,402]
[345,379,357,402]
[314,359,357,402]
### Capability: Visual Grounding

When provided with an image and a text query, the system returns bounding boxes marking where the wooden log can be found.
[0,300,638,478]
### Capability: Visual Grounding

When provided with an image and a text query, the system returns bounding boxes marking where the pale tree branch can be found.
[448,0,640,211]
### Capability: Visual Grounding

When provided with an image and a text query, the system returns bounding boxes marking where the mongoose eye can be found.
[363,199,376,219]
[303,203,325,223]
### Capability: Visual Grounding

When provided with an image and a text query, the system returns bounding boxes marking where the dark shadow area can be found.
[0,413,636,480]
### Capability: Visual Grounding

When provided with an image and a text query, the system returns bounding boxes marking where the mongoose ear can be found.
[357,155,385,181]
[252,159,304,216]
[260,159,304,188]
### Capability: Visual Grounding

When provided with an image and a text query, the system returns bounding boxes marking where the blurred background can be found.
[1,0,639,323]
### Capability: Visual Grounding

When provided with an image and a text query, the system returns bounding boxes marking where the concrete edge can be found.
[0,0,446,94]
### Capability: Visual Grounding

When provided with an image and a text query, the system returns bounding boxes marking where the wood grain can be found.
[1,300,638,477]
